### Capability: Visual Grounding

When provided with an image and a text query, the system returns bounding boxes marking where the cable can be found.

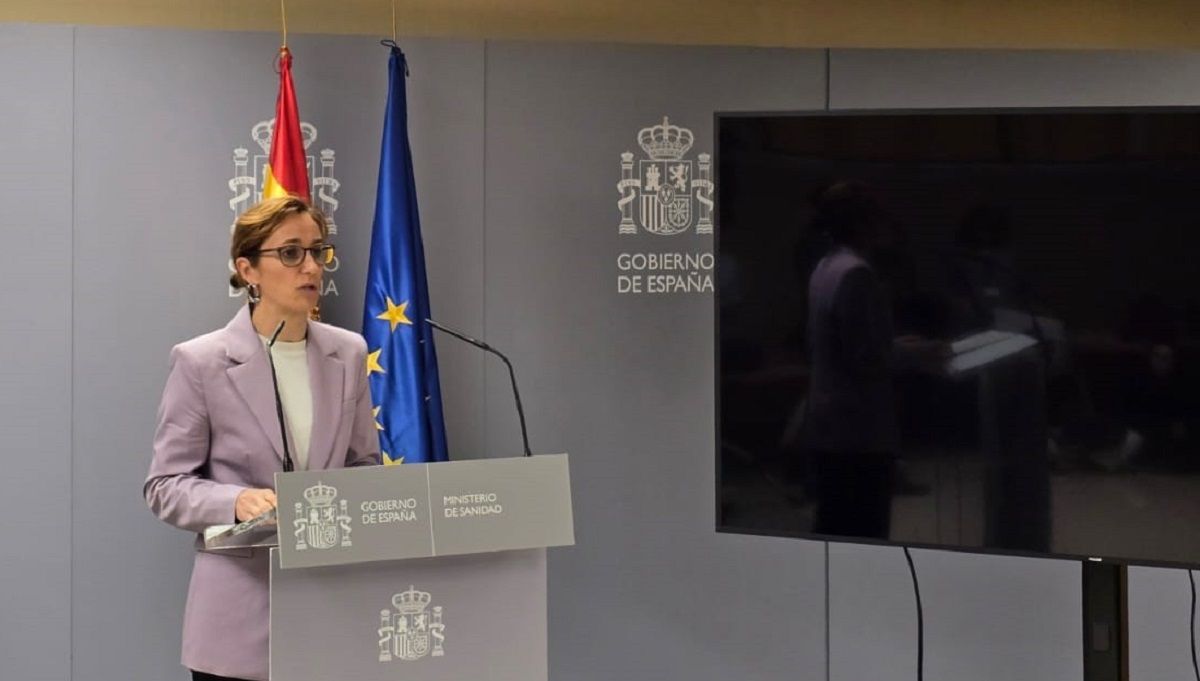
[1190,570,1199,681]
[904,547,924,681]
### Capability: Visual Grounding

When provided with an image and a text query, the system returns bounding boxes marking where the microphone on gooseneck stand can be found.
[266,320,295,473]
[425,318,533,458]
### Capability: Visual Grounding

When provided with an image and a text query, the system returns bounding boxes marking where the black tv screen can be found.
[716,109,1200,567]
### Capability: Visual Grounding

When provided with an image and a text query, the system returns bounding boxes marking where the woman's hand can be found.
[235,488,278,522]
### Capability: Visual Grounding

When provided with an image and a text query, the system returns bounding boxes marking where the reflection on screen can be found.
[717,111,1200,567]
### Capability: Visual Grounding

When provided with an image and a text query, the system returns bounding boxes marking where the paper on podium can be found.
[946,330,1038,377]
[203,508,278,551]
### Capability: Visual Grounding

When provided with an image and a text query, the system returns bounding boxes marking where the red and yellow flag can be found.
[262,47,310,202]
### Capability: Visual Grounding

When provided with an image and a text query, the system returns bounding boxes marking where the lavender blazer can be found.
[145,305,380,680]
[804,246,899,454]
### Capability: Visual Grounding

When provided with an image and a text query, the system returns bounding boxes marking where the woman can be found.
[803,181,898,537]
[144,196,380,681]
[803,181,945,538]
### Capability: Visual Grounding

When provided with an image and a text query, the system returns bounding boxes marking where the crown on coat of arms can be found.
[303,482,338,507]
[392,586,433,614]
[252,120,318,154]
[638,116,694,161]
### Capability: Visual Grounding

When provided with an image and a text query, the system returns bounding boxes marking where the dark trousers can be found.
[192,672,253,681]
[812,449,894,539]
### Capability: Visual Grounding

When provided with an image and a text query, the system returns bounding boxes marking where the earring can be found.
[247,283,261,304]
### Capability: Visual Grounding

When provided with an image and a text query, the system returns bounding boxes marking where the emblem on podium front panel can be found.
[617,116,713,236]
[292,482,352,550]
[227,119,342,298]
[378,586,446,662]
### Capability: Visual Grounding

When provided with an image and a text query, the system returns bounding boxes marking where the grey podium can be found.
[205,453,574,681]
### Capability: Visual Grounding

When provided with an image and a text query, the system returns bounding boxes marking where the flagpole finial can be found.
[273,45,291,75]
[378,40,409,77]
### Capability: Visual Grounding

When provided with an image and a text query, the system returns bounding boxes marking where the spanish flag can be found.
[262,47,310,202]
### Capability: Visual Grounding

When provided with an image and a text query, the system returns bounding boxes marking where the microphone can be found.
[266,320,296,473]
[425,318,532,457]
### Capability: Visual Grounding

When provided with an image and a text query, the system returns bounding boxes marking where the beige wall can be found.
[4,0,1200,49]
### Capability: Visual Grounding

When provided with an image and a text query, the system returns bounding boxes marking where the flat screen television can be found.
[716,109,1200,567]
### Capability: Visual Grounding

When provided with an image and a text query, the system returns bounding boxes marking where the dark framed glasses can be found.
[254,243,336,267]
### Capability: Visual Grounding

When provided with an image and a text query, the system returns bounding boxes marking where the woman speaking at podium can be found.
[144,196,381,681]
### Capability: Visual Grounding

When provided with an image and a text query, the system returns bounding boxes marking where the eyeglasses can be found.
[253,244,336,267]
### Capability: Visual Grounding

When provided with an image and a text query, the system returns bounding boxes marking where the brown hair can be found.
[228,196,329,290]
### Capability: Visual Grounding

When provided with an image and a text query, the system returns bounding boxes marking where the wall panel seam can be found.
[825,541,831,681]
[68,22,77,681]
[481,39,489,455]
[824,48,831,111]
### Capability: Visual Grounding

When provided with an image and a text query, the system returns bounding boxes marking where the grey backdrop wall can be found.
[481,42,829,681]
[3,22,1200,681]
[1,23,73,681]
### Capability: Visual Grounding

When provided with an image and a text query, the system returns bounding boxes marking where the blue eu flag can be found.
[361,45,449,464]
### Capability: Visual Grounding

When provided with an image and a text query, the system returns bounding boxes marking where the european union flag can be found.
[361,45,449,465]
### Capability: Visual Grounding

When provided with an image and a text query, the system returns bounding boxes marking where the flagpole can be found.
[279,0,288,48]
[274,0,314,319]
[391,0,397,42]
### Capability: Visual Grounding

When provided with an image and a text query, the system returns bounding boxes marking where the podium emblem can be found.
[378,586,446,662]
[616,117,713,237]
[292,482,352,550]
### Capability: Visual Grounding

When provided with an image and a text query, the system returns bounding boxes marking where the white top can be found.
[261,336,313,471]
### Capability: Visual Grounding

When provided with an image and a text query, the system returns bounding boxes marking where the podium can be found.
[935,329,1049,550]
[205,454,574,681]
